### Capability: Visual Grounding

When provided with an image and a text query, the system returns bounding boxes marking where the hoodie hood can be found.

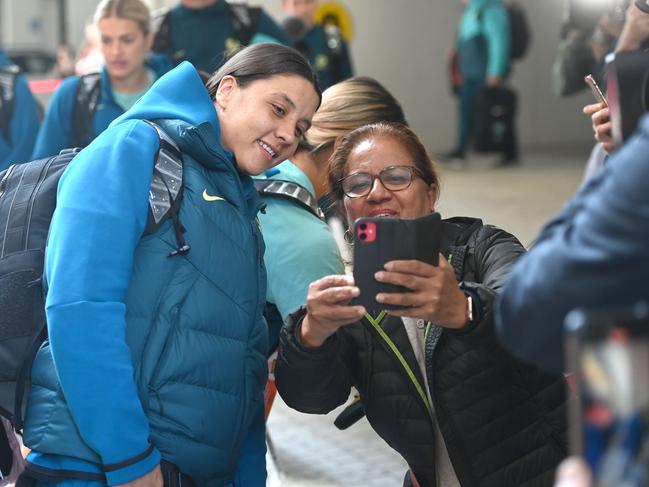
[109,62,231,166]
[111,61,218,133]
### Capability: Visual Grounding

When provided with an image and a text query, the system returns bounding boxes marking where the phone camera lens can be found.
[360,233,367,241]
[360,223,367,230]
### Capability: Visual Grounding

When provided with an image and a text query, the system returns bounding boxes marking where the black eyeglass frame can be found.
[339,165,426,199]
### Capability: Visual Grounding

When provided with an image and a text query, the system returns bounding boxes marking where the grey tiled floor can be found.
[266,147,589,486]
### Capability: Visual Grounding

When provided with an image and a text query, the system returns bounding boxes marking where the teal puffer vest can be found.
[23,120,269,486]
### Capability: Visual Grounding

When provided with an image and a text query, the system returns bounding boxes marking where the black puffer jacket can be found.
[275,217,568,487]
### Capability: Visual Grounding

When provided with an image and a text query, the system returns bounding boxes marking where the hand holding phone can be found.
[584,74,608,107]
[352,212,441,311]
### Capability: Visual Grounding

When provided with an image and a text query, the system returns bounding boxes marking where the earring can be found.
[344,229,354,245]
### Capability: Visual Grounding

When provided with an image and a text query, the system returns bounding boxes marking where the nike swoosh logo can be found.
[202,189,224,202]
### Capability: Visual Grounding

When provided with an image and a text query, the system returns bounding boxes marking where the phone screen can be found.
[566,307,649,486]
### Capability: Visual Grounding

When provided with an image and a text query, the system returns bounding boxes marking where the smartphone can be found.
[585,74,609,107]
[352,212,441,311]
[565,304,649,487]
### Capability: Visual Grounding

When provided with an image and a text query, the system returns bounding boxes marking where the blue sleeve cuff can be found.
[104,445,161,486]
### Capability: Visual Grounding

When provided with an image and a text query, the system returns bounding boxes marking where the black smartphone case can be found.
[352,212,442,311]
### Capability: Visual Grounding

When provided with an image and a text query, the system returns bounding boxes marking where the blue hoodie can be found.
[0,49,40,169]
[31,53,172,159]
[457,0,510,79]
[497,114,649,374]
[24,62,268,487]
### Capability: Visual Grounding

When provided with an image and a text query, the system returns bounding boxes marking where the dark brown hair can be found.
[206,43,321,107]
[328,122,440,201]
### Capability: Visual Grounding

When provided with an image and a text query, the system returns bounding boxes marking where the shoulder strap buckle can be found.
[253,179,324,219]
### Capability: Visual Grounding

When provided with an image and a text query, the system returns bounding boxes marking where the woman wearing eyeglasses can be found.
[274,122,568,487]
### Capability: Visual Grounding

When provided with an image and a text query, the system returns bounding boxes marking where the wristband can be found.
[465,295,473,323]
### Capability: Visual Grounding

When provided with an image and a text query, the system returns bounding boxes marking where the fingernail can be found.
[376,294,385,303]
[375,271,384,281]
[351,287,360,296]
[384,262,393,271]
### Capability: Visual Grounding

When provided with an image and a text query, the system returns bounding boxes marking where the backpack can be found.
[70,72,101,149]
[0,121,185,434]
[152,3,262,62]
[506,1,530,61]
[0,66,19,143]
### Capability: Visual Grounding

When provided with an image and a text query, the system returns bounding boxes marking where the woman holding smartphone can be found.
[20,43,320,487]
[275,122,568,487]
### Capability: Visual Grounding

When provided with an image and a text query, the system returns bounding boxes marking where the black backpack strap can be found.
[253,179,324,219]
[229,3,261,46]
[70,73,101,148]
[141,121,189,257]
[151,9,172,57]
[0,66,19,143]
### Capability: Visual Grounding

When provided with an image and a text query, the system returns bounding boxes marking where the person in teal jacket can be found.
[444,0,518,165]
[21,43,320,487]
[255,76,407,353]
[32,0,173,159]
[152,0,290,74]
[281,0,354,90]
[0,49,40,169]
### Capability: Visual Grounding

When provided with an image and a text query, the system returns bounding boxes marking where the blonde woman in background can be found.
[32,0,172,158]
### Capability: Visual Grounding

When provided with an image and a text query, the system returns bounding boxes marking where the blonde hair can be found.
[94,0,151,35]
[305,76,407,152]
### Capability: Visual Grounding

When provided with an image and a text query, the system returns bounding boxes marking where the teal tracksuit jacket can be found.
[23,62,269,487]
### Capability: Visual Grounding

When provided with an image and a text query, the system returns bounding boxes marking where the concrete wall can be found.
[256,0,597,154]
[2,0,598,153]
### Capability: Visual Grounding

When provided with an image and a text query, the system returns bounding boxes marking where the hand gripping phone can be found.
[585,74,609,107]
[565,303,649,487]
[352,212,442,311]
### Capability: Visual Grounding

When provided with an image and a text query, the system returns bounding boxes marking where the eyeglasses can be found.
[340,165,425,198]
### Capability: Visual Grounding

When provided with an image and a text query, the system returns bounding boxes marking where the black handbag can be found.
[472,86,518,153]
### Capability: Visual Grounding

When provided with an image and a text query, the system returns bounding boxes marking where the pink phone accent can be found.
[357,221,377,243]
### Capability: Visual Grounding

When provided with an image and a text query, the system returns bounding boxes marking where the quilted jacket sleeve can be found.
[448,224,526,345]
[275,308,355,414]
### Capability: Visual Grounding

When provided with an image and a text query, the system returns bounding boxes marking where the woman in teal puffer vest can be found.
[21,42,320,487]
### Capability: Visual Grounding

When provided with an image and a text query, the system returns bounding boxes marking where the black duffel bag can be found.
[472,86,518,153]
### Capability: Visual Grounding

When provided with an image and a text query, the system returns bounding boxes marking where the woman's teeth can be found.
[258,140,276,158]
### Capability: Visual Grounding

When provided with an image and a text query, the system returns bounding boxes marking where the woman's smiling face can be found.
[215,74,320,176]
[343,136,437,225]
